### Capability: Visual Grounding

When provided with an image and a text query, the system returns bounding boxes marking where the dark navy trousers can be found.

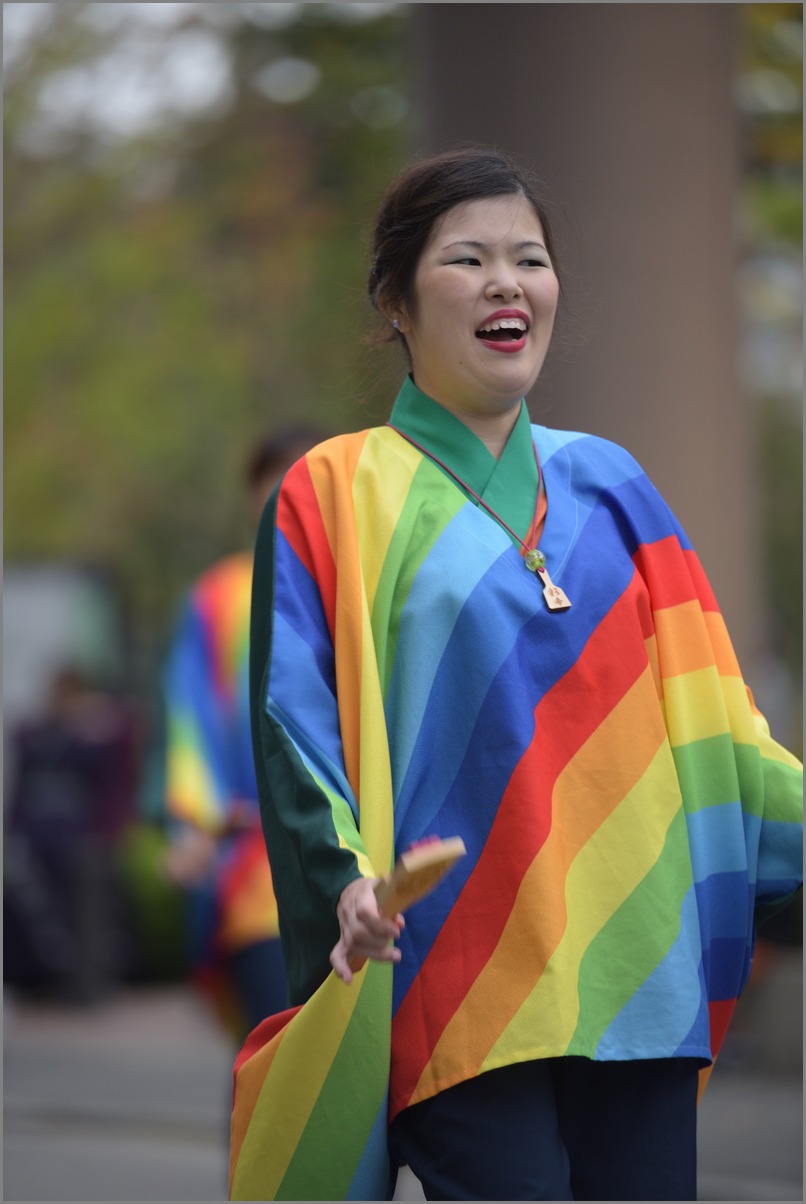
[388,1056,700,1201]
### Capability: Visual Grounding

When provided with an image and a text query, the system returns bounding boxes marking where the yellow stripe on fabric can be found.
[663,668,754,749]
[409,666,666,1104]
[751,712,803,771]
[164,733,221,830]
[353,427,420,617]
[482,740,682,1066]
[336,832,376,880]
[308,431,395,875]
[231,970,366,1200]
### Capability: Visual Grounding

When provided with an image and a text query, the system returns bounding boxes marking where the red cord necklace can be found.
[386,423,571,611]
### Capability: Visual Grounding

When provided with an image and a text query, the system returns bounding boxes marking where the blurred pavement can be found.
[3,949,802,1202]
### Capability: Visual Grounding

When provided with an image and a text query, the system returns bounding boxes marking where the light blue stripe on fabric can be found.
[535,426,642,490]
[596,885,708,1059]
[346,1095,391,1201]
[685,801,752,880]
[386,506,525,827]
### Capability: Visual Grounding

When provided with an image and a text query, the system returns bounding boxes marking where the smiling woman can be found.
[230,146,803,1202]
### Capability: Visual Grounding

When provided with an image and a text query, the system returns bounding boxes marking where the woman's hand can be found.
[163,827,217,886]
[329,877,405,985]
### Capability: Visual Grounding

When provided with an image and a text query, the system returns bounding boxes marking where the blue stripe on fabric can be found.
[702,935,753,999]
[755,820,804,897]
[537,428,693,555]
[164,603,231,808]
[595,885,709,1060]
[694,871,754,944]
[268,612,354,813]
[273,530,336,696]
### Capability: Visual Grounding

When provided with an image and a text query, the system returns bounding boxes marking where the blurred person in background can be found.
[161,428,324,1043]
[4,665,139,1003]
[231,147,803,1202]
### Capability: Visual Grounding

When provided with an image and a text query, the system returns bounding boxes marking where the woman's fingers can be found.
[331,879,405,983]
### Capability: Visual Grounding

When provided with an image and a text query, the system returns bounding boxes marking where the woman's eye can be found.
[520,258,549,268]
[450,257,481,267]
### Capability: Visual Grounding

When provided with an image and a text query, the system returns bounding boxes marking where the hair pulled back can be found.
[367,145,561,343]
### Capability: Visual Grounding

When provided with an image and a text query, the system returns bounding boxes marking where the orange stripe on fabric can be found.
[307,433,370,807]
[230,1006,301,1188]
[703,610,741,678]
[216,831,279,947]
[390,572,653,1115]
[653,601,729,679]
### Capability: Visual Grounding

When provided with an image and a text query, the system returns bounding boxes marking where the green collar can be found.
[387,375,538,539]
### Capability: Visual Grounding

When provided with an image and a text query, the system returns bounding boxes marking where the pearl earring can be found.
[392,319,400,330]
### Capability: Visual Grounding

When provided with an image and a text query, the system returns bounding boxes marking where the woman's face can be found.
[395,194,559,417]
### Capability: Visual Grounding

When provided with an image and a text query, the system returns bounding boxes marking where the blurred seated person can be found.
[4,665,138,1000]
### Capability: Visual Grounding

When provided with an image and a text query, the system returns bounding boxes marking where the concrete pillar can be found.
[413,4,763,672]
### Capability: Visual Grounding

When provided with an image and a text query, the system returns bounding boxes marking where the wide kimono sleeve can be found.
[250,464,376,1006]
[621,456,802,956]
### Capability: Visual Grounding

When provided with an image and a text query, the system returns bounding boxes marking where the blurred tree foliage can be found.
[5,2,802,715]
[5,3,413,658]
[736,3,802,709]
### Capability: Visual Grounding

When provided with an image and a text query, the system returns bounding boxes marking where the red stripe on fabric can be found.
[390,573,651,1116]
[707,997,736,1058]
[632,537,719,613]
[277,457,338,641]
[232,1005,302,1083]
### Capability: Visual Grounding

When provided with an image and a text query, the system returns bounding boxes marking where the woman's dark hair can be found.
[367,146,561,345]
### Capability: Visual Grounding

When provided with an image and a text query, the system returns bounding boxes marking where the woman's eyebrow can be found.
[442,239,547,251]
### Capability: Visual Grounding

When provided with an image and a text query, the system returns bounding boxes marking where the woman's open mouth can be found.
[475,314,529,353]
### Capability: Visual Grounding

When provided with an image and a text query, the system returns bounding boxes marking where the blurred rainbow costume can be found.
[230,379,802,1200]
[164,553,279,1015]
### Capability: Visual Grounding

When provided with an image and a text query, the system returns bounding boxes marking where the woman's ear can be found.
[379,301,410,335]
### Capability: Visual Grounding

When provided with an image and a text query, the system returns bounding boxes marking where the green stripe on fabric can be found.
[277,962,392,1199]
[569,808,693,1050]
[372,462,465,698]
[315,773,375,877]
[671,735,768,817]
[760,756,804,823]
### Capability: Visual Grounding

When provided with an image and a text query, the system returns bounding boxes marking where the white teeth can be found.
[478,318,527,333]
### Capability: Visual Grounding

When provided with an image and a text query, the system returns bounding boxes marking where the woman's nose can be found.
[485,272,523,300]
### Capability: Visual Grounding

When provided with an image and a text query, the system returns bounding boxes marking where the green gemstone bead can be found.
[524,548,546,572]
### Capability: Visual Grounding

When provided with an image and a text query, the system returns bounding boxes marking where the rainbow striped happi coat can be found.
[230,424,802,1200]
